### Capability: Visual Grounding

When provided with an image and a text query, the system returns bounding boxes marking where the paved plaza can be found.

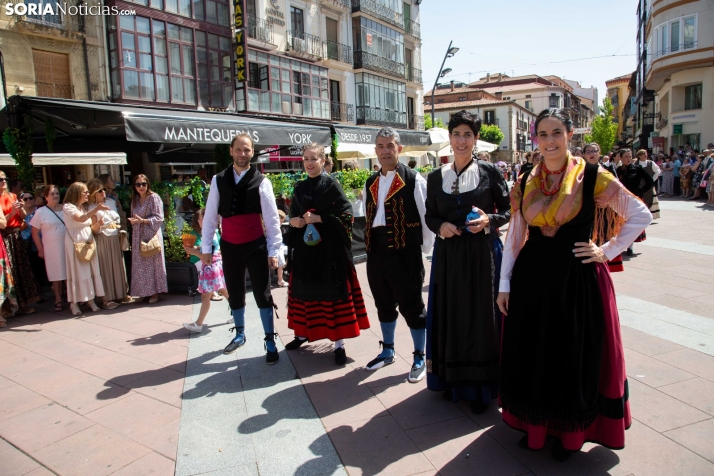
[2,197,714,476]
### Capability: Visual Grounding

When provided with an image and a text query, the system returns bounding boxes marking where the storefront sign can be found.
[234,0,247,82]
[265,3,285,26]
[652,137,665,147]
[573,127,591,134]
[333,125,429,147]
[673,124,683,135]
[266,145,303,161]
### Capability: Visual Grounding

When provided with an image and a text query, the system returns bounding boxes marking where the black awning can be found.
[4,96,332,147]
[333,124,429,147]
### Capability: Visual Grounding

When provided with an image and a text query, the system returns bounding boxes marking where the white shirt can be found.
[202,168,283,257]
[440,161,480,194]
[362,169,435,254]
[639,159,661,181]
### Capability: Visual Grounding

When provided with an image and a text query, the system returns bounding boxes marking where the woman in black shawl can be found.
[284,144,370,365]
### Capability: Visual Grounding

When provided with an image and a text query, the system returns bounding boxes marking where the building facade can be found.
[645,0,713,153]
[605,73,633,140]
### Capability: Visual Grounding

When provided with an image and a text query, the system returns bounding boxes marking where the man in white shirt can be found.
[201,133,283,364]
[361,128,435,383]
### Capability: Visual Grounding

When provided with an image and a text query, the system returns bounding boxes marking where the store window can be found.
[684,84,702,110]
[242,50,329,118]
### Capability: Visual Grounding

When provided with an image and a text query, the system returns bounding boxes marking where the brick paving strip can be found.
[1,197,714,475]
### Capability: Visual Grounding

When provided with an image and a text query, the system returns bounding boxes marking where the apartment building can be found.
[606,73,633,140]
[644,0,713,152]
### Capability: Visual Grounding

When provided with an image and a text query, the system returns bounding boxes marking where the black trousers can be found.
[366,230,426,329]
[674,176,681,195]
[220,236,273,310]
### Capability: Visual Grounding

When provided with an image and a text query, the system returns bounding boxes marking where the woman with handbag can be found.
[30,185,67,312]
[87,179,129,309]
[63,182,109,316]
[0,171,40,316]
[128,174,167,304]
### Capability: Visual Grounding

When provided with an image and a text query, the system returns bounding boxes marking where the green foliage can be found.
[265,172,305,199]
[584,97,618,154]
[330,134,338,162]
[479,124,505,146]
[2,113,35,190]
[416,164,434,175]
[45,118,56,153]
[424,115,446,129]
[265,169,372,202]
[332,169,372,201]
[214,144,232,171]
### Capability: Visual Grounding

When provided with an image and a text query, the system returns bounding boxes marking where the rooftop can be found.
[427,98,534,112]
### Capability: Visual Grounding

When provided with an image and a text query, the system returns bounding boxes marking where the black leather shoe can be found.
[264,334,279,365]
[285,337,307,350]
[223,327,245,355]
[551,440,574,461]
[334,347,347,365]
[626,248,633,256]
[470,398,489,415]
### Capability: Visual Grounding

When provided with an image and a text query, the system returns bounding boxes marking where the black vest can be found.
[216,165,264,218]
[364,163,423,251]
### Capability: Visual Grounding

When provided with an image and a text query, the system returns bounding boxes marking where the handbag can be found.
[48,207,96,263]
[139,222,161,258]
[303,223,322,246]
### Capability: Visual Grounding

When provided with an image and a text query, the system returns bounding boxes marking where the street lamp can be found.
[430,41,458,128]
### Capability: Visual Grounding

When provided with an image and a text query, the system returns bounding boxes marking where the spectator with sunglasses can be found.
[0,171,40,316]
[20,191,48,289]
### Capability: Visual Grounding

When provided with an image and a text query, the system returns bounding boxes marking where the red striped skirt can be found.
[608,254,624,273]
[634,230,646,243]
[287,268,370,342]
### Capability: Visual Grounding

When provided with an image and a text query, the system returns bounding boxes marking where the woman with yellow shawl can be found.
[497,109,652,461]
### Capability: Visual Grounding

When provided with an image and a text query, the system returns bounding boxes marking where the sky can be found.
[418,0,639,108]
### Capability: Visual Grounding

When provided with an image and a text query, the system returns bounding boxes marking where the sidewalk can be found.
[2,196,714,475]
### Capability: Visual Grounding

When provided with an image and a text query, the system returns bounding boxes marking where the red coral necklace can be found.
[540,161,568,205]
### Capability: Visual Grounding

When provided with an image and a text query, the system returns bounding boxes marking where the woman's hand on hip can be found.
[573,240,608,263]
[439,222,461,238]
[496,292,509,316]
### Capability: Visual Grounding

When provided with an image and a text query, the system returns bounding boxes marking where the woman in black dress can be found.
[424,110,511,414]
[616,149,654,255]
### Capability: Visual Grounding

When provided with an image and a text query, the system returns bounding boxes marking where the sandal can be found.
[210,293,224,302]
[18,307,35,315]
[103,301,119,310]
[54,302,63,312]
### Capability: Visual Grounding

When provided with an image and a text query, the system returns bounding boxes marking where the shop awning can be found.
[3,96,332,148]
[333,125,429,148]
[0,152,127,166]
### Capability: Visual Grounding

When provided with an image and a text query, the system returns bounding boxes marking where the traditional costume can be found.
[424,159,510,410]
[202,165,283,363]
[638,158,661,219]
[284,174,370,364]
[363,162,434,382]
[500,156,651,455]
[616,163,654,253]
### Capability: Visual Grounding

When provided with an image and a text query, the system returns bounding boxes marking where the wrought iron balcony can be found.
[247,15,275,45]
[320,0,350,10]
[650,41,698,61]
[408,114,424,130]
[351,0,404,31]
[331,102,355,123]
[406,67,422,84]
[36,82,74,99]
[22,6,84,33]
[356,106,407,128]
[657,116,668,130]
[353,51,405,79]
[287,30,325,59]
[404,18,420,39]
[325,40,352,65]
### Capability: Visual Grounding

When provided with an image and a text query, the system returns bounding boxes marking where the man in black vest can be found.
[201,133,283,364]
[363,127,434,383]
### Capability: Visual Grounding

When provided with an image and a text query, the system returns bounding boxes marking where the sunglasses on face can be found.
[0,178,7,183]
[21,196,34,201]
[135,182,148,187]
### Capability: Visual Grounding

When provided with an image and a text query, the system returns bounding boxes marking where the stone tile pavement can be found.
[2,196,714,475]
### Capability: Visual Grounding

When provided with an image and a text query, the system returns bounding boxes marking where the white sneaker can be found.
[183,322,203,333]
[408,363,426,383]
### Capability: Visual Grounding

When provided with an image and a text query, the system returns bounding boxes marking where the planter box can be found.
[166,261,198,295]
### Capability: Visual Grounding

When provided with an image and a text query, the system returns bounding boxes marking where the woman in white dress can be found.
[63,182,109,316]
[87,179,128,309]
[30,185,67,312]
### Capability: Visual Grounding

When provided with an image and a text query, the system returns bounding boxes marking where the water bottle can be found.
[465,207,480,233]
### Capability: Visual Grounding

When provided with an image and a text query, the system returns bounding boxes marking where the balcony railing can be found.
[657,116,668,130]
[650,41,698,61]
[247,15,275,45]
[357,106,407,128]
[354,51,405,79]
[287,30,325,59]
[36,82,73,99]
[320,0,350,10]
[408,114,424,130]
[406,67,422,84]
[352,0,404,31]
[331,102,355,123]
[404,18,420,39]
[23,8,83,33]
[325,40,352,65]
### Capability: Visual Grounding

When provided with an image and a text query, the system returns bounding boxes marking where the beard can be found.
[233,157,250,168]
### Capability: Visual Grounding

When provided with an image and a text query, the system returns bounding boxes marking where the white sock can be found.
[334,339,344,349]
[298,336,307,341]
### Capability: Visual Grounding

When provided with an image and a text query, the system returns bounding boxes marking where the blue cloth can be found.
[231,307,245,343]
[673,159,681,177]
[259,307,277,353]
[410,327,425,366]
[425,238,499,403]
[378,321,396,358]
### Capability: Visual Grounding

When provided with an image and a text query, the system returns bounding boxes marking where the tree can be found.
[479,124,504,146]
[425,115,445,129]
[584,97,618,154]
